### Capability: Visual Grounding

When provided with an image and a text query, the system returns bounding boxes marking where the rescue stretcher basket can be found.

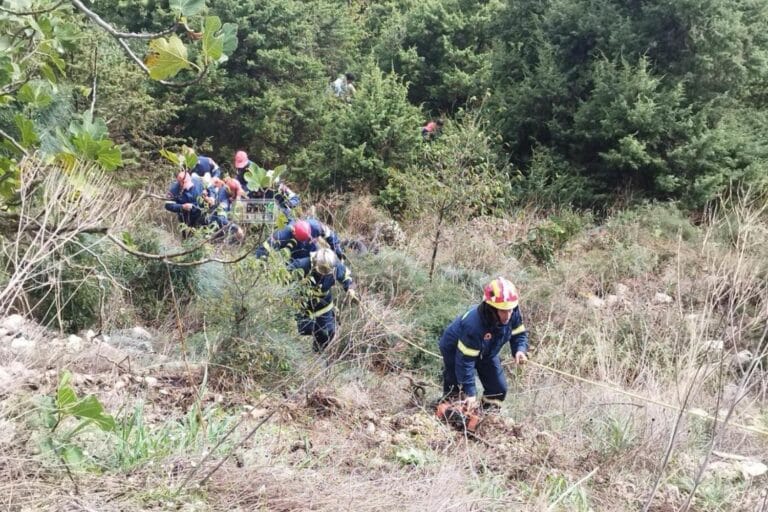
[231,198,277,225]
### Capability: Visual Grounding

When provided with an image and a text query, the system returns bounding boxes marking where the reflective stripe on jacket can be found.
[288,256,353,314]
[438,304,528,396]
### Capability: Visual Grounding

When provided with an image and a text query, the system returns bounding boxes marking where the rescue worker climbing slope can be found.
[439,277,528,410]
[254,218,345,261]
[288,248,356,352]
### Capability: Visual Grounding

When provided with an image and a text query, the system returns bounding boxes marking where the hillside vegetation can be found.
[0,170,766,510]
[1,0,767,511]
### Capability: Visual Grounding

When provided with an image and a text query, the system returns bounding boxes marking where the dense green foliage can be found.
[0,0,236,198]
[3,0,768,209]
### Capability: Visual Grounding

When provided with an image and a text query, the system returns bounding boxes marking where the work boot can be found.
[480,399,502,414]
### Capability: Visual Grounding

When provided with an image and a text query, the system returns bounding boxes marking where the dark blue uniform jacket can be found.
[439,305,528,396]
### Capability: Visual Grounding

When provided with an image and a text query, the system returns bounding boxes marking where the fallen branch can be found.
[107,232,259,267]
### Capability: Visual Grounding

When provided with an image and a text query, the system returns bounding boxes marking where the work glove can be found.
[515,351,528,365]
[347,289,358,302]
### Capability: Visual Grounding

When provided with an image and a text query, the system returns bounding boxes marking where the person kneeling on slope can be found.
[438,277,528,413]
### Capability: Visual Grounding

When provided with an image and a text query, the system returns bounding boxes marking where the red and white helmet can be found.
[292,220,312,242]
[483,277,519,310]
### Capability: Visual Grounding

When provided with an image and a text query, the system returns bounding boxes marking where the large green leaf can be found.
[70,133,122,171]
[170,0,205,17]
[160,148,182,167]
[61,444,85,468]
[243,165,267,189]
[14,114,39,147]
[96,142,122,171]
[17,82,53,107]
[70,395,116,431]
[145,35,192,80]
[220,23,238,56]
[0,55,13,87]
[202,16,223,62]
[183,151,197,170]
[68,112,108,140]
[57,387,78,410]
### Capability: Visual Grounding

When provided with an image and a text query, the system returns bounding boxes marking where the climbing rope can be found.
[351,295,768,438]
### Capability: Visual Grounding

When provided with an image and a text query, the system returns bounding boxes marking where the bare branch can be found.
[69,0,178,40]
[0,128,29,156]
[0,75,32,97]
[106,232,258,267]
[0,0,65,15]
[68,0,210,87]
[106,229,221,260]
[115,32,210,88]
[89,46,97,116]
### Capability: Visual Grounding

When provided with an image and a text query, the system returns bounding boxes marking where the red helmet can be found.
[483,277,519,310]
[292,220,311,242]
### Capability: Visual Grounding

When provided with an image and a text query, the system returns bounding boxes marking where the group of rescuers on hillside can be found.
[165,145,525,417]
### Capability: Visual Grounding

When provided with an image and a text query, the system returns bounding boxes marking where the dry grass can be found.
[2,189,767,510]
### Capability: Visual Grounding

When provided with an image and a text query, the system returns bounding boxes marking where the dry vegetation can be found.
[0,167,766,511]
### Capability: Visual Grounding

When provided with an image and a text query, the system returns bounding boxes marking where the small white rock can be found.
[1,314,24,333]
[143,376,159,387]
[739,460,768,478]
[704,461,741,482]
[84,329,96,341]
[66,334,83,352]
[605,294,620,306]
[130,326,153,340]
[0,419,17,446]
[249,408,268,419]
[10,337,35,352]
[732,350,753,369]
[653,292,673,304]
[586,295,605,309]
[703,339,724,352]
[614,283,629,297]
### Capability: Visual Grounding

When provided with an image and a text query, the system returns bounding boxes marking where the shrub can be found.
[514,209,591,266]
[352,249,472,371]
[26,234,106,332]
[194,257,301,387]
[107,227,200,324]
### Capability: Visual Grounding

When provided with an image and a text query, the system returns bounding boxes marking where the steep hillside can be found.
[1,195,767,511]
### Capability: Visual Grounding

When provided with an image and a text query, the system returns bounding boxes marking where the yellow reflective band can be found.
[481,396,504,406]
[511,324,526,335]
[457,340,480,357]
[308,302,334,318]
